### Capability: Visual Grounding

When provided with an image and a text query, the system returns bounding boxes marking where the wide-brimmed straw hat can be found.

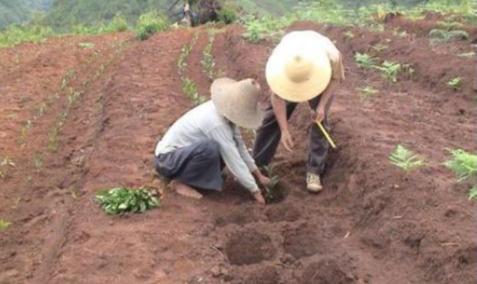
[266,30,333,102]
[211,78,264,129]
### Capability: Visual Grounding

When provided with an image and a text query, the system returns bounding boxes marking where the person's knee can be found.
[197,139,220,158]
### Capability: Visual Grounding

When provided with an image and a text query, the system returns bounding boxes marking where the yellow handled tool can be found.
[316,121,336,149]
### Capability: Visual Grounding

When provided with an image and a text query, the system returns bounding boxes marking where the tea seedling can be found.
[374,61,401,83]
[201,34,216,80]
[371,43,389,52]
[177,44,192,74]
[357,86,379,100]
[182,78,206,105]
[445,149,477,182]
[445,149,477,200]
[468,186,477,201]
[0,219,11,231]
[95,187,160,215]
[458,51,475,58]
[343,31,355,39]
[78,42,95,49]
[389,144,424,172]
[261,166,282,203]
[447,77,462,90]
[354,52,377,69]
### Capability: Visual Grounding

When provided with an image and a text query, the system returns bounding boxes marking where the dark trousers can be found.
[155,139,223,191]
[252,95,330,175]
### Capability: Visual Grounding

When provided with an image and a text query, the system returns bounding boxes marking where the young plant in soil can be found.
[354,52,377,69]
[374,61,401,83]
[201,34,216,81]
[357,86,378,100]
[95,187,160,215]
[389,144,424,172]
[261,166,282,203]
[0,219,11,231]
[447,77,462,91]
[445,149,477,200]
[0,156,15,179]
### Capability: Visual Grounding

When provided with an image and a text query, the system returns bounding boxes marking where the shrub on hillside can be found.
[136,11,168,41]
[105,14,128,32]
[217,6,237,24]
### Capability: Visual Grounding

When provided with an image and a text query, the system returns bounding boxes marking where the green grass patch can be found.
[0,25,52,48]
[96,187,160,215]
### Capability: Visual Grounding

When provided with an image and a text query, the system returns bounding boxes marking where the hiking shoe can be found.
[306,173,323,193]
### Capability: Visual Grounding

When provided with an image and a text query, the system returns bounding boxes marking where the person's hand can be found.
[280,129,294,152]
[252,190,266,204]
[312,105,326,123]
[257,174,271,187]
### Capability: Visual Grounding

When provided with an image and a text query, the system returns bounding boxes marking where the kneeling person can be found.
[154,78,270,204]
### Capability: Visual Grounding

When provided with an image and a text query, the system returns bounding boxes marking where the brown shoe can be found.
[171,180,203,199]
[306,173,323,193]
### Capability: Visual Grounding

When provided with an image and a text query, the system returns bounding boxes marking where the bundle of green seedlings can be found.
[389,144,424,172]
[445,149,477,200]
[95,187,160,215]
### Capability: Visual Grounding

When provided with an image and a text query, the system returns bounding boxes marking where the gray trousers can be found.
[252,95,330,175]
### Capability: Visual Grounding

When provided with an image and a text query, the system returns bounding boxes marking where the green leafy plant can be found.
[217,7,237,24]
[0,219,11,231]
[357,86,379,100]
[468,186,477,200]
[389,144,424,172]
[201,35,216,80]
[136,11,169,41]
[261,166,281,203]
[95,187,160,215]
[445,149,477,182]
[447,77,463,90]
[182,78,206,105]
[177,44,192,74]
[242,16,286,43]
[374,61,401,83]
[105,14,128,32]
[354,52,377,69]
[445,149,477,200]
[0,25,52,48]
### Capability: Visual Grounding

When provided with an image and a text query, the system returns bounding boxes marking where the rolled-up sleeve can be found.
[207,126,259,192]
[233,126,258,172]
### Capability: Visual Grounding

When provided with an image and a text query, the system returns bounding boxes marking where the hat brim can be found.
[211,78,264,129]
[265,33,332,102]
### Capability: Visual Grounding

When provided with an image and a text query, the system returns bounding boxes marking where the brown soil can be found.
[0,14,476,284]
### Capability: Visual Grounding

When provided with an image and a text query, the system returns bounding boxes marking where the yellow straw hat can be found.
[266,31,333,102]
[211,78,265,129]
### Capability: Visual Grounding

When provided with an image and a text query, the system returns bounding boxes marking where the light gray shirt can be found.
[155,101,259,192]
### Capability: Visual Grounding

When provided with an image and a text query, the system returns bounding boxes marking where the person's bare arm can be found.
[271,92,294,151]
[313,79,338,123]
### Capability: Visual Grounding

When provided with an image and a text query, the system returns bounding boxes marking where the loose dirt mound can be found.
[0,15,476,284]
